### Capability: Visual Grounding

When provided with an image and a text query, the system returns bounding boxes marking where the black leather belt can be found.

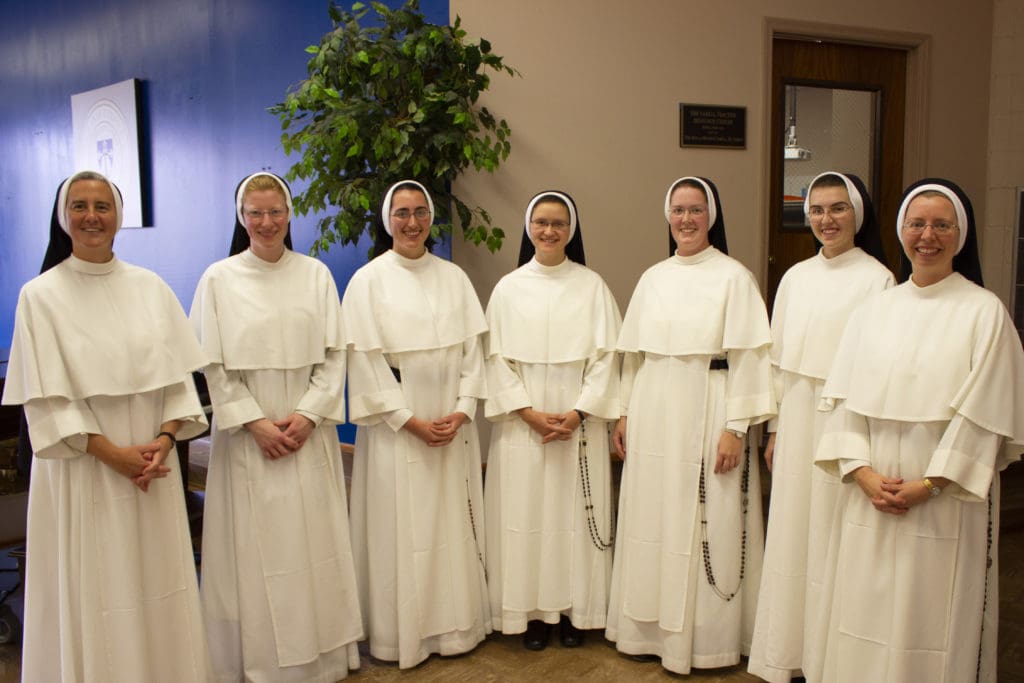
[709,358,729,371]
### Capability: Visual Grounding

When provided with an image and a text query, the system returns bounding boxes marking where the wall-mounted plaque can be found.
[680,104,746,149]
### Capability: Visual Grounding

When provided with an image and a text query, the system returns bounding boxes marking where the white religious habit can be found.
[342,249,491,669]
[190,248,362,682]
[483,257,621,633]
[814,272,1024,683]
[2,255,214,682]
[815,272,1024,683]
[748,247,893,683]
[606,246,774,675]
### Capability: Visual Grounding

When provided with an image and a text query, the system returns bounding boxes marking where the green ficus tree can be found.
[272,0,516,255]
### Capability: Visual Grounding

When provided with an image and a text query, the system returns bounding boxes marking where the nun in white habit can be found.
[190,172,362,682]
[606,176,774,674]
[748,172,894,683]
[341,180,490,668]
[483,191,621,649]
[814,178,1024,683]
[2,170,214,681]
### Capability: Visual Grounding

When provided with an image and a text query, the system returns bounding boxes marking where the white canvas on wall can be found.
[71,79,145,227]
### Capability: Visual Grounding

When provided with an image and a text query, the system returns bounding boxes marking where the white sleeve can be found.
[926,413,1003,501]
[725,345,775,425]
[815,398,872,479]
[619,351,642,417]
[576,349,620,421]
[23,396,102,459]
[205,363,264,434]
[484,354,530,420]
[346,347,410,431]
[295,349,347,426]
[454,334,485,420]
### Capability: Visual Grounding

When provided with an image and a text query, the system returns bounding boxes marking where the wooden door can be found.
[767,38,907,309]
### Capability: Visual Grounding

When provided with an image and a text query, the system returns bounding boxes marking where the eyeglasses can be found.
[391,208,431,221]
[530,218,570,230]
[807,203,852,220]
[903,220,958,234]
[669,206,706,218]
[245,208,288,220]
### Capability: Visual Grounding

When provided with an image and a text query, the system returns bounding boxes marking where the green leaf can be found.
[272,0,516,254]
[305,45,320,54]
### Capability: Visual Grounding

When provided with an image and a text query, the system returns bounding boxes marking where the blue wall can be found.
[1,0,449,440]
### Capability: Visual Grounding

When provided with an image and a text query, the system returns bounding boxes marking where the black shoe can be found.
[628,653,660,662]
[559,616,584,648]
[523,620,551,651]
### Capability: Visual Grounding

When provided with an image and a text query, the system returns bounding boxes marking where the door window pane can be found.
[783,85,877,231]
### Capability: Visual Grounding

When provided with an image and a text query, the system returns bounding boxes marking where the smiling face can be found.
[242,188,290,262]
[807,184,857,258]
[67,179,117,263]
[528,200,571,266]
[389,188,432,259]
[901,193,959,286]
[668,184,710,257]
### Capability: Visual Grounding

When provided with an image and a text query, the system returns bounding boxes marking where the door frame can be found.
[760,19,931,290]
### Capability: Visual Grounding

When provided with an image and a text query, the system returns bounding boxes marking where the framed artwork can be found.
[71,79,146,227]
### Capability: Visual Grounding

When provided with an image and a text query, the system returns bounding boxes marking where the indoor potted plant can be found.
[273,0,516,254]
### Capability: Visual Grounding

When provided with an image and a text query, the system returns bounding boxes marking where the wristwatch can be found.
[922,478,942,497]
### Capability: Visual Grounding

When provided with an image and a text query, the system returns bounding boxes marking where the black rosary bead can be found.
[578,420,614,551]
[698,442,750,602]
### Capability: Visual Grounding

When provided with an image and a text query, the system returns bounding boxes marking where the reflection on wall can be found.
[783,86,876,203]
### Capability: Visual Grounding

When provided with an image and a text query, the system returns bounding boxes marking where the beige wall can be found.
[985,0,1024,309]
[450,0,996,311]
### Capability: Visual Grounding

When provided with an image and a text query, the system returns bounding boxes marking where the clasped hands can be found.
[517,407,581,444]
[403,412,469,447]
[246,414,316,459]
[91,430,176,492]
[852,466,937,515]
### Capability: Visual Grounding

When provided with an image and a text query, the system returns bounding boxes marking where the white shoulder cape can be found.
[771,247,894,379]
[486,258,621,363]
[617,247,770,355]
[3,256,206,403]
[823,272,1024,448]
[341,250,486,353]
[190,249,342,370]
